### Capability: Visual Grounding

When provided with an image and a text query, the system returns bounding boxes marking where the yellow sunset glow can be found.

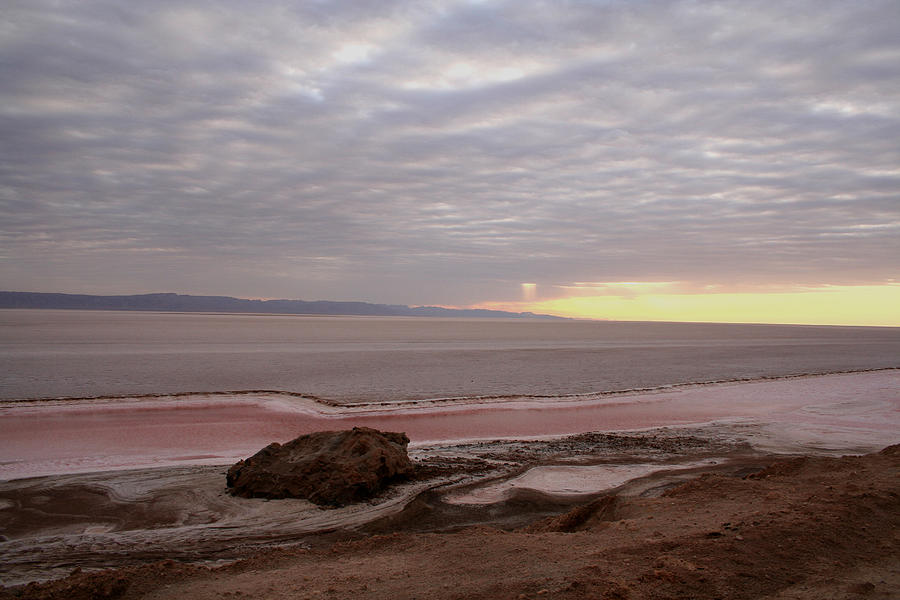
[479,284,900,326]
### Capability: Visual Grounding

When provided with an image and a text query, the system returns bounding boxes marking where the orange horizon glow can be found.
[474,283,900,327]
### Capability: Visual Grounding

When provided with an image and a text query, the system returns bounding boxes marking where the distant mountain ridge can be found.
[0,291,565,319]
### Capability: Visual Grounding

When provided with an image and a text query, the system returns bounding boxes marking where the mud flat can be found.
[2,443,898,600]
[0,429,757,586]
[0,370,898,595]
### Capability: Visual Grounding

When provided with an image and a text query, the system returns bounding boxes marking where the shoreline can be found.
[2,365,896,407]
[2,441,897,598]
[1,369,897,592]
[0,426,771,587]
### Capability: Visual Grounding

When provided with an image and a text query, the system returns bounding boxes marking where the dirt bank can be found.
[0,430,746,585]
[4,444,898,599]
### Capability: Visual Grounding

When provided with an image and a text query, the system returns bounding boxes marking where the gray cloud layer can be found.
[2,0,898,304]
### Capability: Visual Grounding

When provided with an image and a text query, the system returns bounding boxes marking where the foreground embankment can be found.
[0,429,754,586]
[4,444,898,600]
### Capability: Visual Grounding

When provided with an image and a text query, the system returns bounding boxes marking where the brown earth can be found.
[0,430,746,585]
[4,444,898,600]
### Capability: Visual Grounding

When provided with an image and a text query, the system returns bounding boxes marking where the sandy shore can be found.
[0,370,898,596]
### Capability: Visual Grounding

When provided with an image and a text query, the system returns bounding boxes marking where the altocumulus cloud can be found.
[1,0,898,305]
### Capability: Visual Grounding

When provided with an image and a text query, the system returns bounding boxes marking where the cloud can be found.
[1,0,898,306]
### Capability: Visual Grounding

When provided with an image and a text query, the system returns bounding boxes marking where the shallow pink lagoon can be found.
[1,370,897,480]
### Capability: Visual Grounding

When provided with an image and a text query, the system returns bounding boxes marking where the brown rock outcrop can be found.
[225,427,414,506]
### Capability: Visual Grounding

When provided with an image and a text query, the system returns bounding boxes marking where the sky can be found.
[1,0,899,325]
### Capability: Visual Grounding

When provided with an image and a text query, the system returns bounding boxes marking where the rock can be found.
[878,443,900,456]
[226,427,414,506]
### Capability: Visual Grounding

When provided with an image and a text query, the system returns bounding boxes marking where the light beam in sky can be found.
[520,283,537,301]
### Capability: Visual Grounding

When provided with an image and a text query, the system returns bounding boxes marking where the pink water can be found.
[1,370,897,480]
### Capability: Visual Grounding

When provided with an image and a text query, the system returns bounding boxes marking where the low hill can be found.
[0,291,564,319]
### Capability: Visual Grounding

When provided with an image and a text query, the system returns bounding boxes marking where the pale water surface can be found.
[2,309,899,402]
